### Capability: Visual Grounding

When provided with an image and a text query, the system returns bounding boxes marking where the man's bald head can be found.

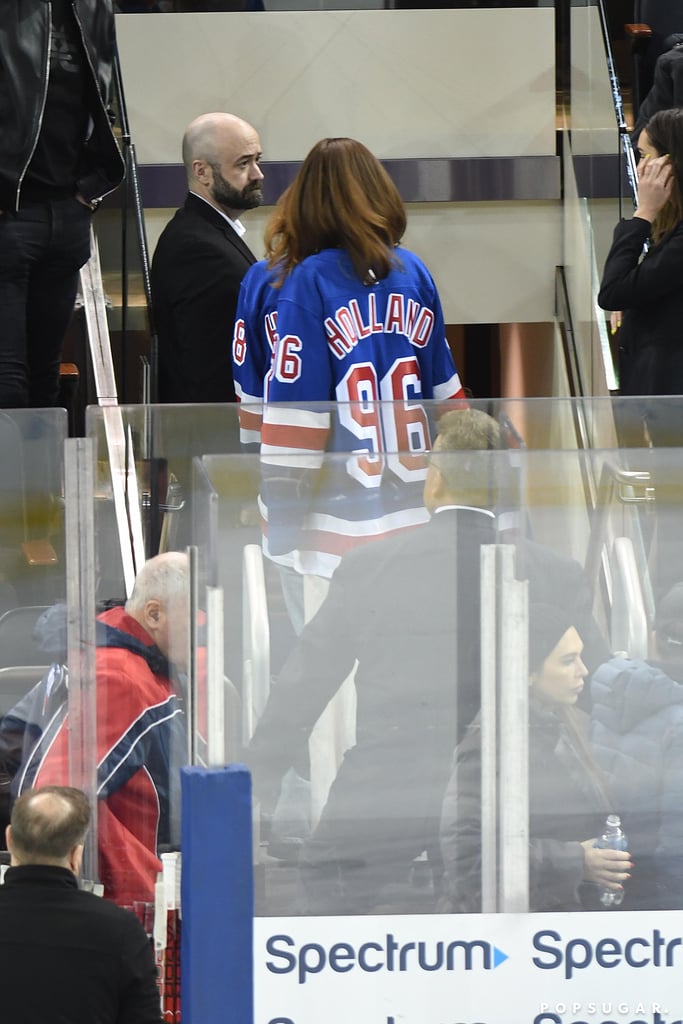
[182,112,264,218]
[7,787,90,873]
[182,112,251,170]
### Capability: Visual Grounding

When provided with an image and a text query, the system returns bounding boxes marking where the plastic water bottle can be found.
[594,813,628,907]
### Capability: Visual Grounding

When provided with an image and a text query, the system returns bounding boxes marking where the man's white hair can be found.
[125,551,189,614]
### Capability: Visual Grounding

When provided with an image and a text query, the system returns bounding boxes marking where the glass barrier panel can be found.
[0,409,69,861]
[0,408,68,613]
[225,439,683,1020]
[188,445,522,920]
[9,398,682,1016]
[76,397,683,915]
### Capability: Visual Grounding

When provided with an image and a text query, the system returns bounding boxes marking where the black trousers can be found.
[0,198,92,409]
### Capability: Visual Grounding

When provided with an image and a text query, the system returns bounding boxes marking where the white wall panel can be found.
[403,202,561,323]
[117,8,560,324]
[115,9,556,163]
[143,200,560,324]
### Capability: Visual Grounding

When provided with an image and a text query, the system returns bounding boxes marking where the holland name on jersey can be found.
[325,293,435,358]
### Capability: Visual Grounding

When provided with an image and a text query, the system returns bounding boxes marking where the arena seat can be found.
[0,665,50,719]
[0,606,51,669]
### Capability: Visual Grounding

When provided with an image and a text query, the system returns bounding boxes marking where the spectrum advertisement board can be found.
[254,911,683,1024]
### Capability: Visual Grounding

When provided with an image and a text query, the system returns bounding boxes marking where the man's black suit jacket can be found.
[151,192,256,403]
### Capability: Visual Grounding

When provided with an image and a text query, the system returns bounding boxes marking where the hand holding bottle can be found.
[583,814,633,907]
[581,841,632,888]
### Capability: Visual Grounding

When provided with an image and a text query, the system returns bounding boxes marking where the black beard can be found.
[211,167,263,212]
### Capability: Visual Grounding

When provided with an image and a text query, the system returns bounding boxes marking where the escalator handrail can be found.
[596,0,639,212]
[112,46,159,403]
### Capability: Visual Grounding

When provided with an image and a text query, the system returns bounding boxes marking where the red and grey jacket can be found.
[0,605,185,906]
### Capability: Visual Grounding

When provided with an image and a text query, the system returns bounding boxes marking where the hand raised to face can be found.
[636,154,675,222]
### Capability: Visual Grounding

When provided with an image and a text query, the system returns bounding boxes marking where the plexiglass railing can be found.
[2,397,683,1017]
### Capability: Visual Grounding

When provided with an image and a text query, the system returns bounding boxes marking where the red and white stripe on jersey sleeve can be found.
[261,405,331,469]
[235,385,263,447]
[434,370,466,402]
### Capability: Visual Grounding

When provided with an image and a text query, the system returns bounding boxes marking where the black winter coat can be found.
[0,865,161,1023]
[440,701,610,913]
[598,216,683,398]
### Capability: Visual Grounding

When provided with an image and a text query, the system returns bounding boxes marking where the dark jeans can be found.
[0,198,92,409]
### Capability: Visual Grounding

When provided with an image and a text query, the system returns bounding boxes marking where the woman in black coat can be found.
[439,605,632,913]
[598,108,683,445]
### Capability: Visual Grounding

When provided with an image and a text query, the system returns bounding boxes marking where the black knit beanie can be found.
[528,603,575,675]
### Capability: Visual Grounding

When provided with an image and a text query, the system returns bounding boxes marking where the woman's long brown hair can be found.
[644,108,683,244]
[264,137,407,287]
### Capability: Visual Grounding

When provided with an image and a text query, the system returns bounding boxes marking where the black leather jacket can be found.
[0,0,125,211]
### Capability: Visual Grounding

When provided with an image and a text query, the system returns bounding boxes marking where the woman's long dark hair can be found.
[529,607,613,810]
[557,705,613,810]
[644,108,683,243]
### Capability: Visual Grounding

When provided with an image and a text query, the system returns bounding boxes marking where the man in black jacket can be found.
[0,785,161,1023]
[0,0,125,409]
[151,111,263,404]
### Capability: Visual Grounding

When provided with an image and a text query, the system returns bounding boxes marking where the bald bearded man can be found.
[151,112,264,403]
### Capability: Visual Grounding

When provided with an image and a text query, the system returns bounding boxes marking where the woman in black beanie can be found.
[439,604,632,912]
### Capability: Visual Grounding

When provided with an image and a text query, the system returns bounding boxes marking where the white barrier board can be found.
[254,912,683,1024]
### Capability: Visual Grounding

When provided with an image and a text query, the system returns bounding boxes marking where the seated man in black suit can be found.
[0,785,161,1023]
[246,409,609,916]
[151,111,264,404]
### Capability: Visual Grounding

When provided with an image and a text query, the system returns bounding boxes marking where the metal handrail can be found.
[583,460,655,629]
[112,48,158,404]
[78,229,146,596]
[595,0,639,213]
[111,45,165,556]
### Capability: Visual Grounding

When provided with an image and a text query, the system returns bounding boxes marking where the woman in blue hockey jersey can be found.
[255,137,466,581]
[237,140,468,824]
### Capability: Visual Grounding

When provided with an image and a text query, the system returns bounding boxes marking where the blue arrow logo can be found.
[492,946,509,968]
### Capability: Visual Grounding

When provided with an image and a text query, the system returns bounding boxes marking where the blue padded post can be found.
[181,764,253,1024]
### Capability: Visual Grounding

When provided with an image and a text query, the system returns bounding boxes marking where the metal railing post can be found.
[65,437,99,884]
